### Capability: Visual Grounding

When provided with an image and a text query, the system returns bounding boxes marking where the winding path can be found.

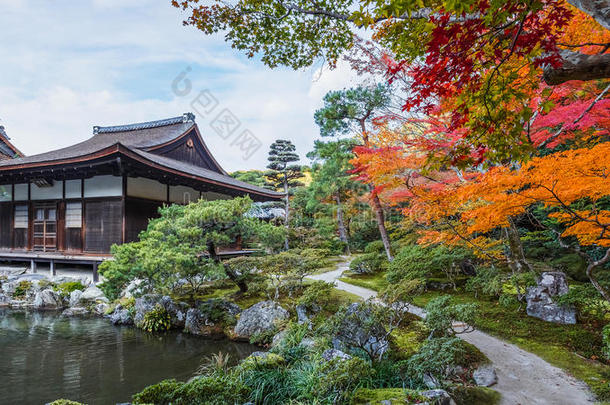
[309,261,593,405]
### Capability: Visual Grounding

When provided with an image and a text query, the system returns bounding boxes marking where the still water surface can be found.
[0,309,258,405]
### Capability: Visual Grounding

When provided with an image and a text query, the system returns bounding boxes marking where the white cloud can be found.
[0,0,363,171]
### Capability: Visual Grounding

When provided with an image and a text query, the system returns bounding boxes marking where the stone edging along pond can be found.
[0,271,292,344]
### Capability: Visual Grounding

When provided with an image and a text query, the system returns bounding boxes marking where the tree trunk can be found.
[359,118,393,262]
[503,217,533,300]
[283,174,290,251]
[208,241,248,293]
[334,193,351,255]
[544,50,610,86]
[224,264,249,293]
[567,0,610,30]
[372,193,394,261]
[586,247,610,302]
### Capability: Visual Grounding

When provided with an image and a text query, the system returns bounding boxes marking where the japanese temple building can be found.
[0,113,282,279]
[0,126,24,160]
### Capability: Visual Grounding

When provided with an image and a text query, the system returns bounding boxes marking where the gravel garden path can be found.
[309,260,593,405]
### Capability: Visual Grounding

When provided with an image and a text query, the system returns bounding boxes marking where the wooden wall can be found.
[0,203,11,249]
[124,198,163,243]
[84,200,122,253]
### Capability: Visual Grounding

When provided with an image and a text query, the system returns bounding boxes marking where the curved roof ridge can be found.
[93,112,195,134]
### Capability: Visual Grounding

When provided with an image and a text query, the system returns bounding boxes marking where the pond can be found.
[0,309,258,405]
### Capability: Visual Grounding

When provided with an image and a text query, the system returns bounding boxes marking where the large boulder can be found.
[121,279,144,298]
[322,348,352,362]
[421,389,457,405]
[32,289,61,309]
[92,303,110,316]
[473,364,498,387]
[333,302,389,359]
[62,307,89,317]
[108,305,134,325]
[69,290,83,307]
[0,293,9,306]
[134,295,188,329]
[80,285,108,303]
[234,300,289,339]
[526,272,576,324]
[184,299,241,336]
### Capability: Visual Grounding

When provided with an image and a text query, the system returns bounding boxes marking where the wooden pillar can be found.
[92,262,99,283]
[30,259,36,273]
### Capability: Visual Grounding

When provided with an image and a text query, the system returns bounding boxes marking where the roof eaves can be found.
[93,112,196,135]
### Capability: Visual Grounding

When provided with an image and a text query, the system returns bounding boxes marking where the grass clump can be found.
[138,304,171,333]
[13,280,32,298]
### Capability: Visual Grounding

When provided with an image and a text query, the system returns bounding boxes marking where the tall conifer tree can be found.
[265,139,304,250]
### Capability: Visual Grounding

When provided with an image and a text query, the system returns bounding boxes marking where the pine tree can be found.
[265,139,304,250]
[315,85,395,261]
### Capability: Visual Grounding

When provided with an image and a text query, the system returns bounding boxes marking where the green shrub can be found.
[556,284,610,322]
[297,280,335,310]
[139,304,171,333]
[603,324,610,360]
[364,240,385,254]
[38,279,55,290]
[316,357,374,403]
[351,388,426,404]
[407,337,466,385]
[451,386,501,405]
[55,281,85,298]
[239,353,286,371]
[387,244,473,284]
[13,280,32,298]
[48,400,84,405]
[133,379,184,405]
[134,374,249,405]
[350,253,386,274]
[465,267,504,298]
[424,295,477,337]
[250,327,278,346]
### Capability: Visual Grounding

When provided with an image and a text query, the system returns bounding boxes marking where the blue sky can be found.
[0,0,362,171]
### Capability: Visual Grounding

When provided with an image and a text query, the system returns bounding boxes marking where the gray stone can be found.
[62,307,89,317]
[0,293,9,306]
[9,299,27,308]
[526,272,576,324]
[300,337,316,349]
[473,364,497,387]
[69,290,83,307]
[80,285,108,303]
[539,272,570,296]
[121,278,144,298]
[296,304,309,324]
[109,306,133,325]
[321,348,352,362]
[423,373,440,389]
[32,289,61,309]
[184,308,213,335]
[333,302,389,359]
[271,330,288,347]
[421,389,457,405]
[234,300,289,339]
[134,294,187,329]
[380,401,392,405]
[92,303,109,316]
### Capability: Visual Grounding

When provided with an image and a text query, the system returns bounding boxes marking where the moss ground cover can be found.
[340,270,610,399]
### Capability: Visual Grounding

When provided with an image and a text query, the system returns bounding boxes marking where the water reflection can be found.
[0,309,257,405]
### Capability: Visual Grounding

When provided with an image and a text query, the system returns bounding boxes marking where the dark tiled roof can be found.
[0,118,195,167]
[130,148,282,198]
[0,114,283,199]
